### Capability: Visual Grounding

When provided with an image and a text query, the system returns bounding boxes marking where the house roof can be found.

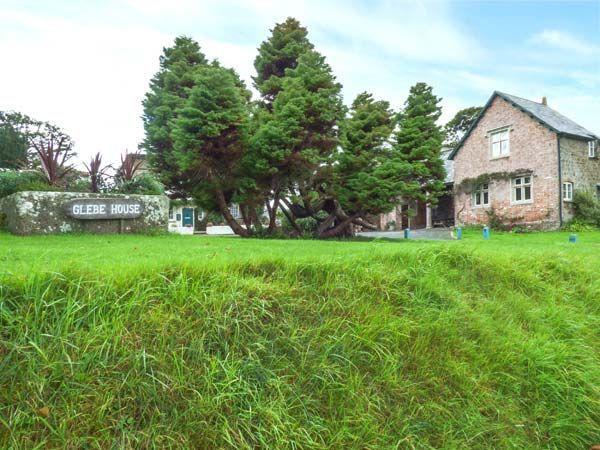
[449,91,598,160]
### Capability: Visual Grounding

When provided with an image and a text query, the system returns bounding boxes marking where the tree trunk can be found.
[280,204,303,235]
[215,189,250,237]
[240,204,252,230]
[267,196,280,233]
[318,214,360,238]
[250,207,263,232]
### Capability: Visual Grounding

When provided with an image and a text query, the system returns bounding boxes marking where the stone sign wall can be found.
[0,191,168,235]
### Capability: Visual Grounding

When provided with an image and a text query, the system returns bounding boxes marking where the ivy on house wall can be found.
[454,169,534,194]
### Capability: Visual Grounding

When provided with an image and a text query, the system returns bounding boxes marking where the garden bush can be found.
[0,169,53,198]
[112,174,164,195]
[572,190,600,227]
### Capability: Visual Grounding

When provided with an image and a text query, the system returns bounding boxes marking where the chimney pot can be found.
[542,96,547,106]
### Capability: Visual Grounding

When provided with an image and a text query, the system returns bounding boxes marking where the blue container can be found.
[456,227,463,240]
[404,228,410,239]
[483,226,490,240]
[569,234,577,243]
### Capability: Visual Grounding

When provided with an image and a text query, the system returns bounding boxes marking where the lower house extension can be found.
[450,91,599,229]
[379,148,455,230]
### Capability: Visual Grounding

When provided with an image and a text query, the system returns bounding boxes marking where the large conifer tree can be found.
[392,82,446,207]
[253,17,314,106]
[142,36,208,196]
[171,63,251,236]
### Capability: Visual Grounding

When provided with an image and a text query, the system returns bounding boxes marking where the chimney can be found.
[541,96,547,106]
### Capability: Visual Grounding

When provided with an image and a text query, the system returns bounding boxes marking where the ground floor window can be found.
[168,208,174,220]
[562,182,573,202]
[512,176,532,203]
[473,183,489,207]
[229,204,240,219]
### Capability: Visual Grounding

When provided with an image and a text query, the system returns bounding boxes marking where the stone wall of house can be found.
[453,96,561,229]
[0,191,168,235]
[559,136,600,222]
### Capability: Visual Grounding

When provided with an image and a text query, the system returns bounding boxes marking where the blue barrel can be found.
[456,227,462,240]
[569,234,577,243]
[483,226,490,240]
[404,228,410,239]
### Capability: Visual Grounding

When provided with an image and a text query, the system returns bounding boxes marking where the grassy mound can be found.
[1,235,599,448]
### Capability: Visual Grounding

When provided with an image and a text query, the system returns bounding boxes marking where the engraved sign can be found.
[64,198,144,220]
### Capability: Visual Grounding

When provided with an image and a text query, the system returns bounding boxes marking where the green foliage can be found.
[393,82,446,206]
[0,170,52,198]
[444,106,482,149]
[113,174,164,195]
[260,50,344,183]
[253,17,314,104]
[336,92,400,215]
[572,190,600,227]
[142,36,208,195]
[0,111,29,169]
[0,232,599,448]
[172,63,250,206]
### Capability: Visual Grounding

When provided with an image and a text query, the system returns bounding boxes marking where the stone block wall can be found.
[559,137,600,221]
[453,96,561,229]
[0,191,168,235]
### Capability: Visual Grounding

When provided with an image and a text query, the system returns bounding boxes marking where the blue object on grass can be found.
[483,226,490,240]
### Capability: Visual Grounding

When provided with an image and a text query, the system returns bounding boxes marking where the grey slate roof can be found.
[449,91,598,160]
[498,92,598,139]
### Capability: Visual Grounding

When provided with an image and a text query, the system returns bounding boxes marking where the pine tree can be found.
[253,17,314,106]
[142,36,208,195]
[335,92,398,216]
[393,82,446,207]
[171,63,251,236]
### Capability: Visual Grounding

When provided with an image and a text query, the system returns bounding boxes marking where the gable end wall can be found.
[453,96,560,229]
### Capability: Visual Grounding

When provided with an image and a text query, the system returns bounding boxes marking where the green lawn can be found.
[0,231,599,448]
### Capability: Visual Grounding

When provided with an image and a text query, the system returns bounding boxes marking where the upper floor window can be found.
[589,140,597,158]
[473,183,490,207]
[491,128,510,158]
[562,182,573,202]
[512,176,532,204]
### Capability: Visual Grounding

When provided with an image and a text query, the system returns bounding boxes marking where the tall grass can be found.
[0,234,599,448]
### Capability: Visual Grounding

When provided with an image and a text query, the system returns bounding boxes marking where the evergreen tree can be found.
[444,106,482,149]
[251,49,345,234]
[142,36,208,195]
[171,63,251,236]
[392,82,446,207]
[253,17,314,106]
[335,92,398,217]
[0,111,31,169]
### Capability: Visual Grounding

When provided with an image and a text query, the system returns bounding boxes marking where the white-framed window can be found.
[473,183,490,207]
[512,175,533,204]
[562,182,573,202]
[168,208,174,220]
[490,128,510,158]
[229,204,240,219]
[589,140,597,158]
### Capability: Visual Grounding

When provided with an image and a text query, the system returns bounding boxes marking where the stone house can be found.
[449,91,599,229]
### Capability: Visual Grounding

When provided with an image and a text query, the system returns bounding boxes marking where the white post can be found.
[426,203,432,229]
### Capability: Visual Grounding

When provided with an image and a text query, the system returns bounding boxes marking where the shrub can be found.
[113,174,164,195]
[572,190,600,227]
[0,170,53,198]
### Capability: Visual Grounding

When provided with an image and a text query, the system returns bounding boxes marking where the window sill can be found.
[472,205,490,209]
[511,200,533,206]
[490,155,510,161]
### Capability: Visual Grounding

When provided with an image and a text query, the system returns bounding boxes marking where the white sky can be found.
[1,0,598,166]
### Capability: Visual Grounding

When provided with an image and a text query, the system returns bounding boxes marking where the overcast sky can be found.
[1,0,599,165]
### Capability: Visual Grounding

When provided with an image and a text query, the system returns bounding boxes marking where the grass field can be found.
[1,230,599,448]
